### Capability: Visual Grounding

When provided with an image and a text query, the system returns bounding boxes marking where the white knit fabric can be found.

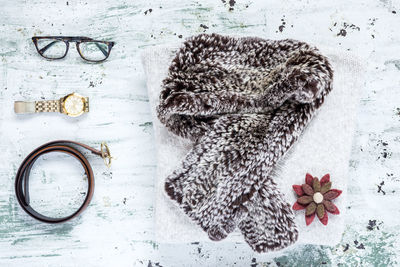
[142,43,364,247]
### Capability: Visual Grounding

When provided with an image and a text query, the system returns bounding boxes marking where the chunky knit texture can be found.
[156,33,333,252]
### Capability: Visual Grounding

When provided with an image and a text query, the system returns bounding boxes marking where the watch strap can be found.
[15,100,61,114]
[35,99,61,113]
[14,101,35,114]
[84,97,89,113]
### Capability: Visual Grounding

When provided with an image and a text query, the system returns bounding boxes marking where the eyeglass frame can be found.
[32,36,115,63]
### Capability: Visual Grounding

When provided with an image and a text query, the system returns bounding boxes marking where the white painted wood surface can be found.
[0,0,399,266]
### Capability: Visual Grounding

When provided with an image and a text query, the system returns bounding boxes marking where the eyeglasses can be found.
[32,36,115,63]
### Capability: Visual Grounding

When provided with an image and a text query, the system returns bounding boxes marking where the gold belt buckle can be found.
[100,142,112,168]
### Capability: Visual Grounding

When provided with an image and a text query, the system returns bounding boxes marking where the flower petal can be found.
[316,203,325,219]
[305,213,315,226]
[301,184,314,196]
[319,210,329,225]
[305,202,317,216]
[324,189,342,200]
[305,173,314,186]
[292,202,306,210]
[320,174,330,186]
[323,200,340,214]
[297,196,313,205]
[292,185,304,196]
[313,177,321,192]
[320,182,332,194]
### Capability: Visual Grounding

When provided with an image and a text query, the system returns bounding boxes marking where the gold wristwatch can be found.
[14,93,89,117]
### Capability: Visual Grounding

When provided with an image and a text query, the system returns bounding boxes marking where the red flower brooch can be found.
[292,173,342,226]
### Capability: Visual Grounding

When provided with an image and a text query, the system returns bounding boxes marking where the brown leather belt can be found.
[15,140,111,223]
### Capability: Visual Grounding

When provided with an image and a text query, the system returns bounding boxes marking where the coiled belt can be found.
[15,140,111,223]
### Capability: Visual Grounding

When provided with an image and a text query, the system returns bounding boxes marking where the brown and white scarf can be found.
[156,33,333,252]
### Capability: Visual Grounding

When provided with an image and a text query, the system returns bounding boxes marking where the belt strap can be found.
[15,140,111,223]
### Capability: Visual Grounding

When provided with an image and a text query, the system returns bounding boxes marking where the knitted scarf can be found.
[157,33,333,252]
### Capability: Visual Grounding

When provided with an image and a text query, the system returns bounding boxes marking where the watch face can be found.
[64,94,85,116]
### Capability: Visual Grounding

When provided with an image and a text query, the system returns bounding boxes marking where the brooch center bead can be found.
[313,192,323,204]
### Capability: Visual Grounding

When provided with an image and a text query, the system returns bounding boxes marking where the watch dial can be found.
[64,95,84,116]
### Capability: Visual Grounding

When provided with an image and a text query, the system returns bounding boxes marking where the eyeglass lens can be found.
[36,39,67,59]
[79,42,109,61]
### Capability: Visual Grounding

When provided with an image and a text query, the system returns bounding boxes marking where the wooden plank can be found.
[0,0,399,265]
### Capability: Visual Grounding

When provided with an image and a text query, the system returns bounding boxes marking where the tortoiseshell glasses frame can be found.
[32,36,115,63]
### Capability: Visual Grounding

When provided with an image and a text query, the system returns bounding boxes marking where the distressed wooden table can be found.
[0,0,399,266]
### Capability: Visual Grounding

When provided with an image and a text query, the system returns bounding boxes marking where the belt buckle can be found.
[100,142,112,168]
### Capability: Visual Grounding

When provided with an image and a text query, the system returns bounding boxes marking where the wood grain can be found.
[0,0,399,266]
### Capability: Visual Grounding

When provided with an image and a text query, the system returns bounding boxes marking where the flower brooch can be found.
[292,173,342,226]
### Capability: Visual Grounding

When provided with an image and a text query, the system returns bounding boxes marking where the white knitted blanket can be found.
[142,43,363,248]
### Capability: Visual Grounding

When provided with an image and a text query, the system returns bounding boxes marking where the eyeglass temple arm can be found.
[38,41,59,54]
[94,43,108,57]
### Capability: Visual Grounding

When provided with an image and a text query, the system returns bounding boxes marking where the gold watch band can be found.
[35,100,61,113]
